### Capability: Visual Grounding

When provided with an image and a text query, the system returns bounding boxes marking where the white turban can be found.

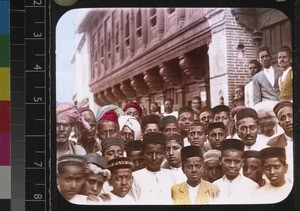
[118,115,142,140]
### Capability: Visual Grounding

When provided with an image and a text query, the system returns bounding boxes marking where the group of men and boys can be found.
[56,45,293,205]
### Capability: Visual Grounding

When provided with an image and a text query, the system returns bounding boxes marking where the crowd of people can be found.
[56,45,293,205]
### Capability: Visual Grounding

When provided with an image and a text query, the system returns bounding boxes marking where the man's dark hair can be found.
[257,46,271,57]
[278,46,292,58]
[189,121,206,133]
[249,59,262,69]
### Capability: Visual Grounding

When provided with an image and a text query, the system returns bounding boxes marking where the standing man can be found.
[267,101,293,182]
[56,103,88,158]
[161,115,180,139]
[244,60,261,107]
[140,114,162,134]
[118,115,141,144]
[178,106,194,146]
[163,98,178,117]
[255,147,292,203]
[171,146,219,204]
[253,46,281,105]
[212,105,232,137]
[106,157,135,204]
[206,122,227,151]
[77,107,101,154]
[123,101,143,123]
[199,106,214,129]
[213,139,259,204]
[187,122,206,152]
[97,110,120,141]
[236,108,266,150]
[277,46,293,101]
[131,132,176,204]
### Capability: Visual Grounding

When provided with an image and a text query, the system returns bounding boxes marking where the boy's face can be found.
[165,139,182,168]
[110,168,133,197]
[143,143,166,172]
[221,150,244,180]
[182,156,204,187]
[128,150,145,171]
[204,160,223,183]
[243,157,263,184]
[57,165,85,200]
[103,145,124,161]
[208,128,226,149]
[188,125,206,147]
[263,158,287,187]
[178,112,194,133]
[81,173,106,196]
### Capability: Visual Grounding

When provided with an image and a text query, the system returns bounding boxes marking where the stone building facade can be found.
[70,8,291,113]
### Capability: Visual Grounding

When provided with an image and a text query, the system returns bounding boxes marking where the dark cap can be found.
[161,116,178,129]
[273,101,293,116]
[143,132,166,147]
[101,137,124,153]
[213,105,230,114]
[243,150,261,159]
[125,140,143,154]
[141,114,162,129]
[57,154,86,167]
[85,153,108,169]
[221,139,245,152]
[178,106,194,118]
[260,147,286,160]
[107,157,133,172]
[181,146,203,161]
[207,122,226,133]
[236,108,258,122]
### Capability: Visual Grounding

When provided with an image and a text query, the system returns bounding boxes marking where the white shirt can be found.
[213,174,259,204]
[163,111,178,118]
[254,180,293,204]
[131,168,176,204]
[187,183,200,204]
[244,137,268,151]
[284,133,293,183]
[170,166,186,184]
[263,66,275,87]
[183,137,190,147]
[69,194,103,205]
[245,81,254,107]
[106,191,135,205]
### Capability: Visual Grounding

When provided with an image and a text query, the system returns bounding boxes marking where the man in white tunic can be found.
[254,147,292,203]
[131,132,176,204]
[213,139,259,204]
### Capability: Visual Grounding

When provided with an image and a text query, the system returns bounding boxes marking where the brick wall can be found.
[206,8,256,107]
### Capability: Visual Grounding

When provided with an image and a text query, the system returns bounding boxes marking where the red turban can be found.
[99,109,119,125]
[123,102,142,117]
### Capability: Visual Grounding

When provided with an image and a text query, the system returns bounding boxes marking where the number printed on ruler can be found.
[25,0,47,209]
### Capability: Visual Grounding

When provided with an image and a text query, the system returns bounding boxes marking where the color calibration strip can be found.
[0,0,11,204]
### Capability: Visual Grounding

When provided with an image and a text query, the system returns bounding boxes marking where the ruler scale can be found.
[24,0,48,210]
